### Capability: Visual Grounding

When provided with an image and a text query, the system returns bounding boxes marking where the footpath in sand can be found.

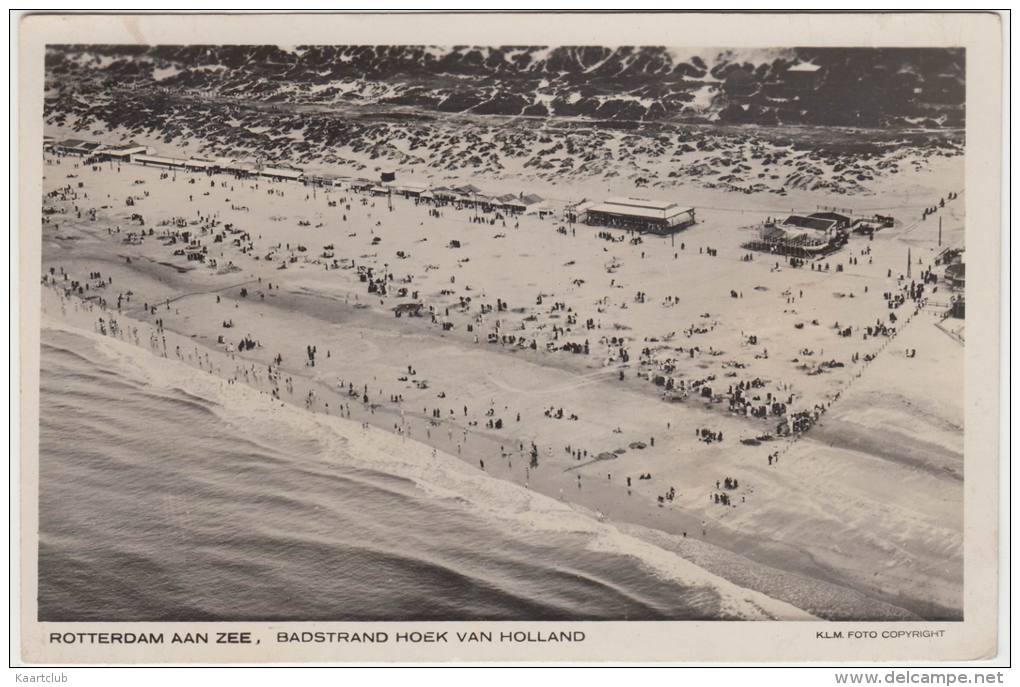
[39,148,964,619]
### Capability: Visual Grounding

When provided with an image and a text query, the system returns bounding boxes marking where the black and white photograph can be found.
[13,11,1005,667]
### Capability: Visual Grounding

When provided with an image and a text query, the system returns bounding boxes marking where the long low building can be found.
[583,197,696,233]
[54,139,106,156]
[133,154,188,169]
[101,144,151,161]
[260,166,304,181]
[743,212,850,257]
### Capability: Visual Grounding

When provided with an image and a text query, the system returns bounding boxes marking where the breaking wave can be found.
[38,322,807,621]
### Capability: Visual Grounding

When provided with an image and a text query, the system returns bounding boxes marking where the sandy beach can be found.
[40,130,965,619]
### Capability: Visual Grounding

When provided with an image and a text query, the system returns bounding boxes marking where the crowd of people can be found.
[39,146,953,553]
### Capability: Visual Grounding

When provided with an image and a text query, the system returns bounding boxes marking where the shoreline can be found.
[42,304,820,622]
[42,284,941,621]
[39,144,964,620]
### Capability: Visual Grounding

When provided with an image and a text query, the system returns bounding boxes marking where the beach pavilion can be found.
[583,196,696,233]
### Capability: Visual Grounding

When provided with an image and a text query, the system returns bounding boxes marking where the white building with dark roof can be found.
[584,197,696,233]
[54,139,106,156]
[102,143,151,161]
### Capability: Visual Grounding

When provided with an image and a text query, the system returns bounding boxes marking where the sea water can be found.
[38,325,779,621]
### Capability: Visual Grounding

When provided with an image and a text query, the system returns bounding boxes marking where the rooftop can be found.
[808,211,851,223]
[781,215,837,232]
[109,142,147,151]
[261,166,303,178]
[589,201,693,221]
[133,154,184,165]
[604,197,679,211]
